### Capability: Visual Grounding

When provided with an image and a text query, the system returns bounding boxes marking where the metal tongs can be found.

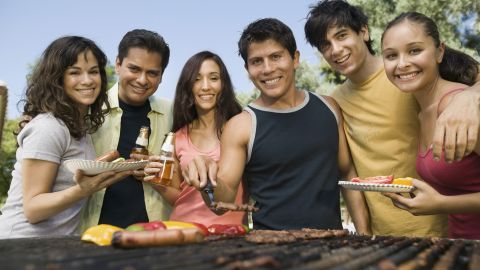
[201,179,215,207]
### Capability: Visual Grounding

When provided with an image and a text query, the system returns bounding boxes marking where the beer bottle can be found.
[131,126,149,158]
[152,132,175,186]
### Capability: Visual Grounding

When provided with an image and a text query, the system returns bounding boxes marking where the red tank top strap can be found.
[436,88,465,116]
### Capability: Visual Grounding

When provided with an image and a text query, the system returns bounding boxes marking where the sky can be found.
[0,0,321,118]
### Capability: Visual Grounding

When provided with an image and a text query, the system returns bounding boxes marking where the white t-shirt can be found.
[0,113,96,238]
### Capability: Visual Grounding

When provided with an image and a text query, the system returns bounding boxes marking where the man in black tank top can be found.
[183,19,370,233]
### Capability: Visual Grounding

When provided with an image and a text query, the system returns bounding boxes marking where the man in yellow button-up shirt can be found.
[80,29,173,231]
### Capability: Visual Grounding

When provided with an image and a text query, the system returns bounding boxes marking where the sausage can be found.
[112,229,184,248]
[111,228,206,248]
[95,150,120,162]
[180,228,205,243]
[211,201,259,212]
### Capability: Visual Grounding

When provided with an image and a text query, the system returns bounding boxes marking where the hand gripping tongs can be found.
[201,179,215,207]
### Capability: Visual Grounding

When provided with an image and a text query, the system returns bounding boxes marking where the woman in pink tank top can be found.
[145,51,245,226]
[381,12,480,239]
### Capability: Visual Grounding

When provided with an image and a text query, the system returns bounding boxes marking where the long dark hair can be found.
[172,51,242,138]
[382,12,478,86]
[18,36,110,139]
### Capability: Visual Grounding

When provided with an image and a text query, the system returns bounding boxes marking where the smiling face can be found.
[320,25,370,77]
[382,20,444,93]
[245,39,299,100]
[63,50,101,115]
[193,59,222,114]
[115,47,163,106]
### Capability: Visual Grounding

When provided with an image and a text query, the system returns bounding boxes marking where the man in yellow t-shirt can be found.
[305,0,480,237]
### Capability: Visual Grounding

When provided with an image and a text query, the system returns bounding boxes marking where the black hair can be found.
[305,0,375,54]
[238,18,297,64]
[117,29,170,73]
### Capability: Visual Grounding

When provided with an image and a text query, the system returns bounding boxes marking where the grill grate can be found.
[0,234,478,269]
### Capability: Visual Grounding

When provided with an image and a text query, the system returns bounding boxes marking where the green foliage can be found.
[106,62,117,89]
[350,0,480,58]
[295,60,322,92]
[236,89,260,107]
[0,118,19,204]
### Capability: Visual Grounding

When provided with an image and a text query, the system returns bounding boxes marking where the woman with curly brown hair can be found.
[0,36,131,238]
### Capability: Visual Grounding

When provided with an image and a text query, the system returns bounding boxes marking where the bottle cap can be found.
[135,137,148,147]
[161,144,174,152]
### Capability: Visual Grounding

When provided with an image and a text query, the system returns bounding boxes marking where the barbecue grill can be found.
[0,233,478,269]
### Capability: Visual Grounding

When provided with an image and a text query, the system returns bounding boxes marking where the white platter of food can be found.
[339,176,416,193]
[338,181,415,193]
[64,159,148,176]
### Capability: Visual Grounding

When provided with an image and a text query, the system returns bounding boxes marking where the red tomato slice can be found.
[142,221,166,231]
[190,222,209,236]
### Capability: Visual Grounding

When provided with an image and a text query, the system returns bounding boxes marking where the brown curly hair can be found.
[18,36,110,139]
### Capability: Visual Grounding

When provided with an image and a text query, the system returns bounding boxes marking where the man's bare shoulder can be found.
[223,111,252,144]
[227,111,251,126]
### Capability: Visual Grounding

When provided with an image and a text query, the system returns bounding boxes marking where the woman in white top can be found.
[0,36,131,238]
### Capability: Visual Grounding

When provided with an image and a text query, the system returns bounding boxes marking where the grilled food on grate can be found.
[245,228,349,244]
[210,201,259,212]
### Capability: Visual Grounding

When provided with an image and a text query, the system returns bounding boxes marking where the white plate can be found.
[64,159,148,176]
[338,181,415,193]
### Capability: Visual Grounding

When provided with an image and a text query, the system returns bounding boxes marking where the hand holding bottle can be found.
[149,132,175,186]
[143,155,164,182]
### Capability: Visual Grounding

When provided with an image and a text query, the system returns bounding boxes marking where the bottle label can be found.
[135,137,148,147]
[150,158,174,186]
[161,144,174,152]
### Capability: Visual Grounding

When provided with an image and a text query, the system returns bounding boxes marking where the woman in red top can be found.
[381,12,480,239]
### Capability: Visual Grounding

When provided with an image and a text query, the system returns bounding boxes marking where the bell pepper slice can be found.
[126,221,167,231]
[163,221,208,235]
[125,224,145,232]
[81,224,124,246]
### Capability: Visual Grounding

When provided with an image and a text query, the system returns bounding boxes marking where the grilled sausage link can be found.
[112,228,205,248]
[180,228,205,243]
[112,229,184,248]
[95,150,120,162]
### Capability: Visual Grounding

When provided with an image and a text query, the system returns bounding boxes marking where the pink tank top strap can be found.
[436,88,465,116]
[174,127,189,157]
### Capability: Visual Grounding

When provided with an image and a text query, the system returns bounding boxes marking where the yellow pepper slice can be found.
[392,177,414,186]
[81,224,124,246]
[162,221,198,229]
